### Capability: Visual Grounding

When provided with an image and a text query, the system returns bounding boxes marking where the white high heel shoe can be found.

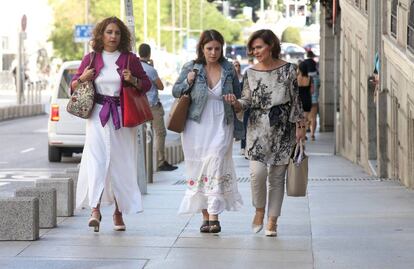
[265,218,277,237]
[252,211,265,233]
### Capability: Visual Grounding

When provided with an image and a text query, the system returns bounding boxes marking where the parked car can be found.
[280,42,306,63]
[48,61,85,162]
[225,45,248,60]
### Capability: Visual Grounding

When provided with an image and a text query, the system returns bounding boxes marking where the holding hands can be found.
[223,93,242,112]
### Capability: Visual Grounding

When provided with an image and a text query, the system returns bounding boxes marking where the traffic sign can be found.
[21,14,27,32]
[74,24,93,43]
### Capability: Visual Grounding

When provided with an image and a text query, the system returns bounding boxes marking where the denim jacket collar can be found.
[193,60,233,89]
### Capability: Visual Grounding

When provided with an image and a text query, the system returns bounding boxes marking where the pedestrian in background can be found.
[138,43,178,171]
[173,29,243,234]
[297,61,313,136]
[71,16,151,233]
[233,60,249,156]
[224,29,305,236]
[303,50,319,141]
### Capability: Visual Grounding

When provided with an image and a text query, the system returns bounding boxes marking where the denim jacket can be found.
[172,59,244,139]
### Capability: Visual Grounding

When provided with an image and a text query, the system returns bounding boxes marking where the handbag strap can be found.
[88,52,96,69]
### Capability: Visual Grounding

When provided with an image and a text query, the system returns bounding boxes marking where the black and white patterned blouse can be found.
[238,63,304,165]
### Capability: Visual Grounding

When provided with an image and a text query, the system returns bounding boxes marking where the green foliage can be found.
[49,0,242,60]
[281,26,302,45]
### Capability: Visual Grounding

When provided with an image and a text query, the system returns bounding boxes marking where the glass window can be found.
[408,0,414,52]
[391,0,398,38]
[58,69,77,99]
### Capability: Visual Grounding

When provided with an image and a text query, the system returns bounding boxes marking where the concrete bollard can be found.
[0,197,39,241]
[15,187,56,229]
[36,178,74,217]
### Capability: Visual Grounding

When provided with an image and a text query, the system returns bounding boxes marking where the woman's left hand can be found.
[296,125,306,142]
[122,69,136,84]
[223,94,242,111]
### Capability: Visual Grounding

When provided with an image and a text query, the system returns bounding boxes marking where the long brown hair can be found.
[195,29,225,64]
[247,29,281,59]
[90,16,132,53]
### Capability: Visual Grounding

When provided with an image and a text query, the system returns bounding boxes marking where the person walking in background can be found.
[138,43,178,171]
[232,60,248,156]
[242,57,254,75]
[233,60,243,83]
[224,29,305,237]
[71,16,151,232]
[297,61,313,139]
[303,50,319,141]
[173,29,243,234]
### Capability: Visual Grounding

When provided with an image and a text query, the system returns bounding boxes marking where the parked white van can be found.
[48,61,86,162]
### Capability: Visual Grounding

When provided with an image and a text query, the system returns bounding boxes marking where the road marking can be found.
[20,148,35,154]
[0,183,9,187]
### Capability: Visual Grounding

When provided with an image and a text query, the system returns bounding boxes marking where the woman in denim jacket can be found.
[173,29,243,234]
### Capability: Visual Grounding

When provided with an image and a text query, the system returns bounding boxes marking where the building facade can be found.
[330,0,414,187]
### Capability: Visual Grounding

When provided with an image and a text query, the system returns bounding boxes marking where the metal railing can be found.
[24,80,47,104]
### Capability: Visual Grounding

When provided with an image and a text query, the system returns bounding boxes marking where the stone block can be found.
[0,197,39,240]
[64,168,79,209]
[35,178,74,217]
[15,187,56,228]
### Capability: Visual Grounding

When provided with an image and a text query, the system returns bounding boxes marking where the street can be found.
[0,115,79,169]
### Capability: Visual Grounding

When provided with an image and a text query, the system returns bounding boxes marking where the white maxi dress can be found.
[76,50,143,214]
[178,80,243,215]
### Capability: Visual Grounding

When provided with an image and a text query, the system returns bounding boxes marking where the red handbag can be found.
[122,55,153,127]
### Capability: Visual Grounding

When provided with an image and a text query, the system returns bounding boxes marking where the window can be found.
[391,0,398,38]
[408,0,414,52]
[58,69,77,99]
[1,36,8,50]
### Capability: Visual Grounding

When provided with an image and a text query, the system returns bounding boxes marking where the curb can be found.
[0,104,45,121]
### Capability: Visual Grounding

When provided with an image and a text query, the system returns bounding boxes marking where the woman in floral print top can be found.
[224,29,305,237]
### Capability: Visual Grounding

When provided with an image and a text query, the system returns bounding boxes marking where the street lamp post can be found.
[122,0,148,194]
[172,0,176,53]
[157,0,161,48]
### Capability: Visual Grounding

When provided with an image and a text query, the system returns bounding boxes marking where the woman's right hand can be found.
[79,67,95,82]
[187,71,196,85]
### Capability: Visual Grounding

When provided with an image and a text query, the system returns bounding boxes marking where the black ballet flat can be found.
[209,220,221,233]
[200,220,210,233]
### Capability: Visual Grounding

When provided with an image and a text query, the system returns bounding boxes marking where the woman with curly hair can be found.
[71,16,151,232]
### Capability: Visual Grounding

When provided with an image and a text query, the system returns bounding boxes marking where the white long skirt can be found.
[178,83,243,215]
[76,104,143,214]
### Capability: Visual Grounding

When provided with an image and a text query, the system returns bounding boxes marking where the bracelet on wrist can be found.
[77,78,83,84]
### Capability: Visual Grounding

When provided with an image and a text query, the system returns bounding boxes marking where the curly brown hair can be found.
[247,29,281,59]
[90,17,132,53]
[194,29,225,64]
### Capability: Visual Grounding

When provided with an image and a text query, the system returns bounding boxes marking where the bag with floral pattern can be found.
[66,52,96,119]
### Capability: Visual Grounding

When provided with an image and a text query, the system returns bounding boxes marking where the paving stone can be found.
[15,187,56,228]
[0,197,39,241]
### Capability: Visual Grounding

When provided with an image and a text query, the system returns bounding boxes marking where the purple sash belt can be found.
[95,93,121,130]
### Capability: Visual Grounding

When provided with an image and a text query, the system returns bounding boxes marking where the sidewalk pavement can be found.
[1,132,414,269]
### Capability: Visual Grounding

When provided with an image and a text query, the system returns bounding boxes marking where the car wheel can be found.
[48,145,62,162]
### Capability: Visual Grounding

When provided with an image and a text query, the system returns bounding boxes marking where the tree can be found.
[48,0,242,60]
[281,27,302,45]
